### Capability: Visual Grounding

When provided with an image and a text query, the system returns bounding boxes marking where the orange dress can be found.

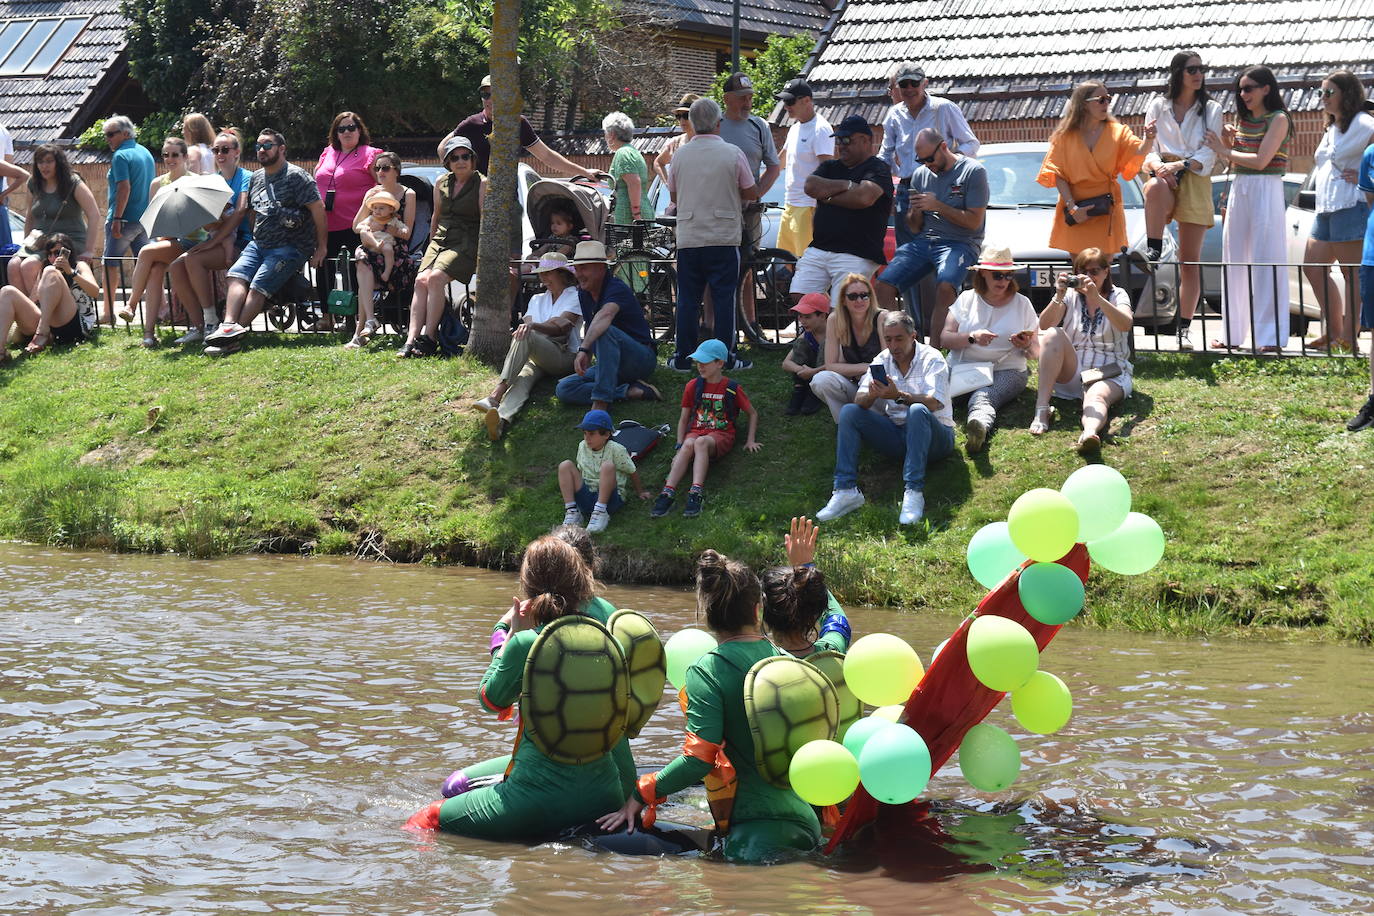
[1037,121,1146,256]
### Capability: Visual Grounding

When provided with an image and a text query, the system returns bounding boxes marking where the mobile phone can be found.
[870,363,889,385]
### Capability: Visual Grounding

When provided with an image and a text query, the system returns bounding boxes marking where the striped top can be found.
[1233,111,1289,176]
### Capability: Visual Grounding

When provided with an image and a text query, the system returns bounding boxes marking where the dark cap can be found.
[775,78,813,103]
[723,72,754,94]
[832,114,873,138]
[575,409,614,432]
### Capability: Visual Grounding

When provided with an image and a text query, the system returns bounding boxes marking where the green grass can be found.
[2,329,1372,644]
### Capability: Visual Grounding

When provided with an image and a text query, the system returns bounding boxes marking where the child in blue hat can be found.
[557,409,651,533]
[651,339,761,519]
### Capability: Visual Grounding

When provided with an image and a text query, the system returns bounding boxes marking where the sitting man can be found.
[789,115,893,302]
[873,127,988,343]
[205,129,326,356]
[815,310,953,527]
[555,240,660,409]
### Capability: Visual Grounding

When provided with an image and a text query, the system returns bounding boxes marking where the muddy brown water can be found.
[2,545,1371,914]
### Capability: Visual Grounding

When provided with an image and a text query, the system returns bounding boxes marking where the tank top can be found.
[840,309,883,364]
[26,176,88,249]
[1233,111,1289,176]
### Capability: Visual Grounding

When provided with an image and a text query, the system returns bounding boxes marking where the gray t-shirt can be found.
[910,155,988,246]
[719,114,779,179]
[248,163,322,254]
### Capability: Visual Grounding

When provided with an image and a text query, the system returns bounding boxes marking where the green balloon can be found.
[1011,671,1073,734]
[959,723,1020,792]
[858,724,931,804]
[966,521,1028,589]
[664,628,717,689]
[841,714,899,760]
[1006,488,1081,562]
[1061,464,1132,542]
[843,633,923,707]
[1017,562,1086,626]
[789,739,860,806]
[966,615,1039,692]
[1087,511,1165,575]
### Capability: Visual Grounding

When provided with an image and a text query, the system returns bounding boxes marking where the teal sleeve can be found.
[479,630,533,713]
[637,664,720,801]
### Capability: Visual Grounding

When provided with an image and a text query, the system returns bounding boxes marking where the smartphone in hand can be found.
[869,363,889,386]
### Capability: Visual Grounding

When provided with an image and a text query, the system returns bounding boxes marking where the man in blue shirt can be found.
[556,241,661,409]
[100,114,155,325]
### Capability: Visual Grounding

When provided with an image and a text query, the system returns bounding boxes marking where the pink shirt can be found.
[316,144,380,232]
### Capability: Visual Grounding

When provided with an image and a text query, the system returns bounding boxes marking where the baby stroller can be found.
[515,177,608,323]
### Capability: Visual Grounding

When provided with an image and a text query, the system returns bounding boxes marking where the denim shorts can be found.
[1311,201,1371,243]
[228,241,309,296]
[878,236,979,290]
[572,484,625,517]
[103,219,149,258]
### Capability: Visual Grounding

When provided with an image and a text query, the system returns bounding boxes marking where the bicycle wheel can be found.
[622,249,676,343]
[266,301,297,331]
[744,247,797,350]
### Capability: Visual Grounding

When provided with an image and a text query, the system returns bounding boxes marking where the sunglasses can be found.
[837,136,861,146]
[1185,65,1206,75]
[988,271,1014,281]
[916,144,944,164]
[479,89,492,99]
[897,79,921,89]
[845,291,871,301]
[162,151,182,158]
[1238,83,1261,94]
[103,129,121,137]
[375,163,395,172]
[1321,87,1338,97]
[1090,94,1112,104]
[255,141,278,151]
[448,152,474,163]
[211,146,237,154]
[336,123,360,133]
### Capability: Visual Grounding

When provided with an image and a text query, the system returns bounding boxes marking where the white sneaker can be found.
[965,418,988,454]
[205,322,247,342]
[816,488,865,522]
[174,327,204,345]
[587,507,610,533]
[899,489,925,525]
[562,507,586,527]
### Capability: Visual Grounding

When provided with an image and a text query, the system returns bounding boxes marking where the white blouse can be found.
[946,289,1039,372]
[524,285,583,351]
[1145,96,1224,175]
[1314,112,1374,214]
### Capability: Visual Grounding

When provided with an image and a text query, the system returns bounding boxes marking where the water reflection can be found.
[1,546,1371,913]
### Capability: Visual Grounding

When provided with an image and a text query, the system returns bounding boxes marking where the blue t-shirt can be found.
[107,138,156,222]
[911,154,989,247]
[579,275,652,348]
[1358,143,1374,266]
[225,167,254,247]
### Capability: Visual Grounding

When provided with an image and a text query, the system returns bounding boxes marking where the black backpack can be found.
[611,420,670,463]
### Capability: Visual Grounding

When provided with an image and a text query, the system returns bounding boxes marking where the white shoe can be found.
[816,488,865,522]
[562,507,586,527]
[965,418,988,454]
[205,322,246,342]
[898,488,925,525]
[173,327,204,345]
[587,507,610,533]
[473,397,495,412]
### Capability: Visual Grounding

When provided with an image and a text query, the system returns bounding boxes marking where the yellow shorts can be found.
[776,205,815,258]
[1160,157,1215,227]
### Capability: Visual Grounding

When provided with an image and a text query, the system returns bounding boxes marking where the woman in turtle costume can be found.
[761,517,852,660]
[598,550,826,863]
[434,536,632,841]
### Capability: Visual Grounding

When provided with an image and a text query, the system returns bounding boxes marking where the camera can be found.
[323,188,336,212]
[1065,276,1081,289]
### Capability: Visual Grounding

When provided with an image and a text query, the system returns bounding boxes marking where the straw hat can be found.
[569,240,612,265]
[363,189,399,213]
[535,252,574,275]
[972,245,1024,271]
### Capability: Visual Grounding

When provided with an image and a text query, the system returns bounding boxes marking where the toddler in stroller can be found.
[357,189,407,284]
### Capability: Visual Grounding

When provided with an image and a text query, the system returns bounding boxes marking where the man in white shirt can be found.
[774,79,834,257]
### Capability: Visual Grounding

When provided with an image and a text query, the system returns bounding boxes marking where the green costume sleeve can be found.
[479,630,534,714]
[635,662,720,802]
[811,590,851,654]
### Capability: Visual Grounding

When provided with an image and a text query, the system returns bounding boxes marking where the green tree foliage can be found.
[120,0,249,111]
[709,34,815,118]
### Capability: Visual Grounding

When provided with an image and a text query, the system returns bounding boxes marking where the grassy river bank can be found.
[3,331,1371,644]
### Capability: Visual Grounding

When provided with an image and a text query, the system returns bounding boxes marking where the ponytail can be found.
[761,565,828,640]
[696,549,761,633]
[520,536,593,626]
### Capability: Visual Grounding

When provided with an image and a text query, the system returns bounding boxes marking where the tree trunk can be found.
[468,0,522,365]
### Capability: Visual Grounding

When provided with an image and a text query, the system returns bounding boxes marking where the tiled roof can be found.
[635,0,834,40]
[793,0,1374,123]
[0,0,128,141]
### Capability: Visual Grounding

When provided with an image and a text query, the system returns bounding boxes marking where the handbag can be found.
[1064,192,1112,226]
[1080,363,1122,387]
[948,360,995,398]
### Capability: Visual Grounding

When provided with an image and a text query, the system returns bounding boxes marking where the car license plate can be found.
[1031,268,1057,287]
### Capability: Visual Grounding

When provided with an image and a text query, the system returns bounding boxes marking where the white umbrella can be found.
[139,173,234,240]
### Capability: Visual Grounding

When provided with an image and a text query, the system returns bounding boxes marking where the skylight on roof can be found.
[0,17,89,77]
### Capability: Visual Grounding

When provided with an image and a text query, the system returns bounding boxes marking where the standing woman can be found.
[1142,51,1223,350]
[8,145,98,298]
[1038,81,1155,257]
[809,273,891,422]
[311,111,380,331]
[346,150,416,347]
[1205,66,1291,352]
[604,112,653,226]
[400,136,484,357]
[653,93,700,186]
[1302,71,1374,352]
[182,113,217,175]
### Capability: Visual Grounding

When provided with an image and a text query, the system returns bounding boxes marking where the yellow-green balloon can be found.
[959,723,1020,792]
[843,633,923,707]
[966,521,1028,589]
[966,615,1039,692]
[1017,561,1085,626]
[871,704,904,722]
[1087,511,1165,575]
[1006,488,1081,562]
[859,724,931,803]
[789,739,860,806]
[1011,671,1073,734]
[664,628,716,689]
[1060,464,1132,541]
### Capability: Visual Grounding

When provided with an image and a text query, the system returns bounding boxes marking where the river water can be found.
[2,545,1371,915]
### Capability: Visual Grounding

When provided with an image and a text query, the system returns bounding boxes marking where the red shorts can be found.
[686,428,734,457]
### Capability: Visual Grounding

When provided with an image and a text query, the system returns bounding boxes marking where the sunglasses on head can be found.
[845,291,871,301]
[336,123,359,133]
[1185,64,1206,75]
[211,145,237,154]
[255,141,278,151]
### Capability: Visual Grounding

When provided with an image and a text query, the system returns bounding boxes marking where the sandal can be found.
[23,334,49,355]
[1029,405,1052,436]
[1209,339,1232,351]
[343,336,365,350]
[116,307,136,323]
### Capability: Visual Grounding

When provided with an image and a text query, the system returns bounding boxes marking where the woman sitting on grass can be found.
[0,233,100,360]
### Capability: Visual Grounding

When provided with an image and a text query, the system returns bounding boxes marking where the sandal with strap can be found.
[24,333,49,355]
[1029,405,1052,436]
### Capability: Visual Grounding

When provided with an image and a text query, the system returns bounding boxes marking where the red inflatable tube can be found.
[825,543,1090,853]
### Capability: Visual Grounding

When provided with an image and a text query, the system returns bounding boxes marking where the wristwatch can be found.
[577,347,592,354]
[967,333,976,345]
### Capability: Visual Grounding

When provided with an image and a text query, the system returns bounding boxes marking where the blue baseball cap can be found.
[575,408,613,431]
[688,339,729,363]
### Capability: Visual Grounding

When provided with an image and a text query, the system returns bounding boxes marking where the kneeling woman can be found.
[435,536,630,840]
[598,550,821,863]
